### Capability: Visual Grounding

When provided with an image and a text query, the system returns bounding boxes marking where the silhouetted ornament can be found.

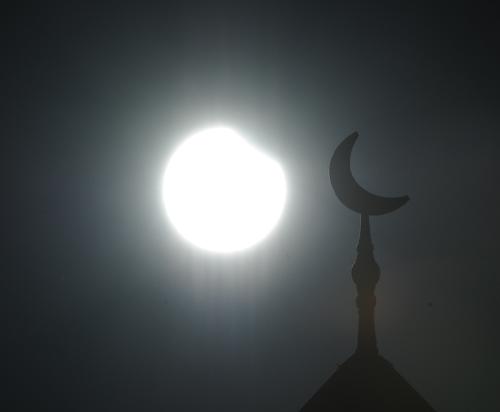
[299,132,436,411]
[329,132,409,216]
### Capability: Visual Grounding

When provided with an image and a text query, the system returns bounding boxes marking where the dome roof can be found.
[300,354,436,412]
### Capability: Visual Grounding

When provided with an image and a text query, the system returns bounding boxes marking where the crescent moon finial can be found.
[329,132,409,215]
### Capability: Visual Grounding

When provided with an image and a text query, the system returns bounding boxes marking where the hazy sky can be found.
[5,2,500,411]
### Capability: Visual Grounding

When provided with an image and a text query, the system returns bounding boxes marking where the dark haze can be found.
[4,2,500,411]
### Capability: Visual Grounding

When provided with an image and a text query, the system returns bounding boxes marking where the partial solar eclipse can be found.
[163,127,286,253]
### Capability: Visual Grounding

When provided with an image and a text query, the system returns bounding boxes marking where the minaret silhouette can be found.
[352,213,379,356]
[299,133,437,411]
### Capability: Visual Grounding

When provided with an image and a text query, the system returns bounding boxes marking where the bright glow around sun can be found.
[163,127,286,253]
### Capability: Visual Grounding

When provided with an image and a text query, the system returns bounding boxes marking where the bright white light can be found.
[163,127,286,253]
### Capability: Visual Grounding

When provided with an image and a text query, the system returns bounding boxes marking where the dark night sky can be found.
[4,1,500,411]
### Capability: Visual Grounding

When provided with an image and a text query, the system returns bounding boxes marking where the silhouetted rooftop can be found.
[301,353,436,412]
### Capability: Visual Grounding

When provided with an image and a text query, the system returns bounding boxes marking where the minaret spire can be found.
[352,213,380,355]
[300,133,437,411]
[329,133,408,356]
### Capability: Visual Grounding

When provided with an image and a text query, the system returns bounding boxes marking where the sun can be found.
[162,127,286,253]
